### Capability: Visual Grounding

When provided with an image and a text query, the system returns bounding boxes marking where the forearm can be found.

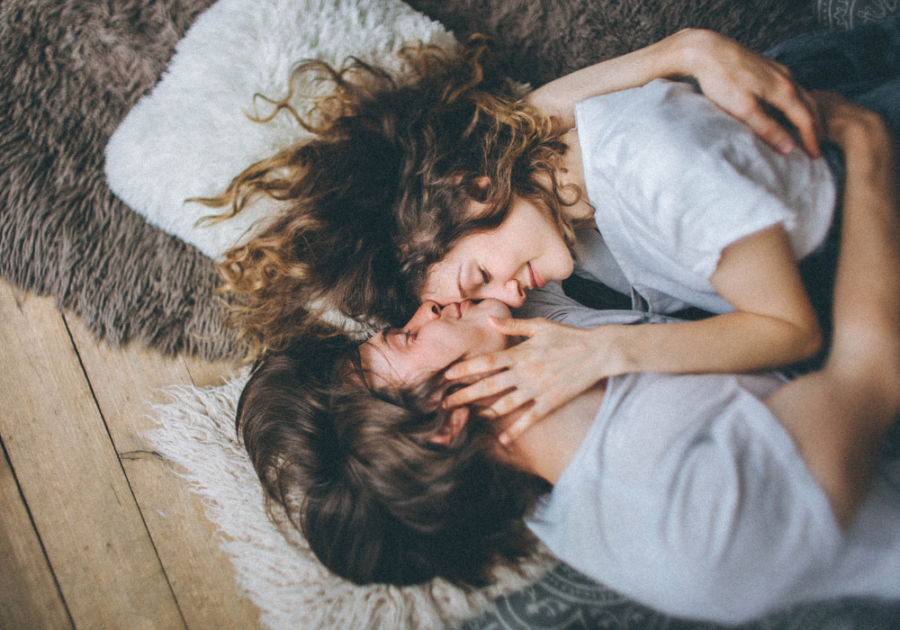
[605,311,821,376]
[830,125,900,355]
[526,29,700,132]
[766,99,900,526]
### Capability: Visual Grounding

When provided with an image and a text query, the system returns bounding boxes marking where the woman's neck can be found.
[558,129,596,228]
[496,381,606,484]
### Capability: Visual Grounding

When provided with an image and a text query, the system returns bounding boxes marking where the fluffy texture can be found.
[144,362,900,630]
[145,372,553,630]
[404,0,820,88]
[0,0,238,359]
[105,0,455,260]
[5,0,896,358]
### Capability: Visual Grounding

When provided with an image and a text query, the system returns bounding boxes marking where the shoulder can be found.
[550,371,841,623]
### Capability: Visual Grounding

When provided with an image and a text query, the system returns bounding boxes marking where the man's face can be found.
[359,299,514,389]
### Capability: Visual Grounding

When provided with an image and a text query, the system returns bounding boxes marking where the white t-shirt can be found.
[574,79,837,314]
[517,286,900,624]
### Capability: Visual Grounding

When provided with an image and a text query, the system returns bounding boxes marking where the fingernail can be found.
[776,138,795,154]
[498,432,510,445]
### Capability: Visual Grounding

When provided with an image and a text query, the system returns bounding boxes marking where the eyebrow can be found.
[378,327,405,353]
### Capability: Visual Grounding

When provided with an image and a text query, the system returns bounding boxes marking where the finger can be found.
[445,352,512,380]
[481,386,542,418]
[498,413,540,445]
[772,85,823,158]
[742,103,798,156]
[443,373,517,408]
[488,316,546,337]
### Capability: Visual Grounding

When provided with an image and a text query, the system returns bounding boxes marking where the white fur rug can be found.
[145,373,553,630]
[105,0,456,260]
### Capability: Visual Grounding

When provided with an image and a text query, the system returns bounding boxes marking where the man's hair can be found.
[198,38,572,357]
[236,335,550,586]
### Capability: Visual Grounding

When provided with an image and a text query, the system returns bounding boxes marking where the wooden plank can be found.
[0,440,73,630]
[0,282,186,630]
[66,316,264,630]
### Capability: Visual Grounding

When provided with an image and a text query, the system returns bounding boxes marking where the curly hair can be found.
[236,337,549,586]
[197,38,572,357]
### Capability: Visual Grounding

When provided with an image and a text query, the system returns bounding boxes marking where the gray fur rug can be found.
[1,0,894,360]
[1,0,895,361]
[0,0,818,361]
[0,0,236,359]
[3,0,900,628]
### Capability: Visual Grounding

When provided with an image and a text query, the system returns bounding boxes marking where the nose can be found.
[405,300,442,331]
[482,279,526,308]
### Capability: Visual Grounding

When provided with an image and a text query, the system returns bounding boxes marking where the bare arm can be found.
[445,224,823,441]
[611,224,822,375]
[526,28,821,156]
[764,93,900,527]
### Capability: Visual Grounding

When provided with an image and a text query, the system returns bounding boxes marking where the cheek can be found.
[476,328,511,354]
[422,262,457,304]
[480,237,527,276]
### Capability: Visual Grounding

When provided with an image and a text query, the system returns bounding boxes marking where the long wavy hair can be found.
[197,38,572,357]
[236,338,549,586]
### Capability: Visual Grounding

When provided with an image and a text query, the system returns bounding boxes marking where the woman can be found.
[235,91,900,623]
[425,19,900,443]
[201,27,822,356]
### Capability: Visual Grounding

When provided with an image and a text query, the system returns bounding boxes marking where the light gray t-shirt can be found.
[574,79,836,314]
[517,286,900,624]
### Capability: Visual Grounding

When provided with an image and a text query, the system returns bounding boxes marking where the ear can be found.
[428,407,470,446]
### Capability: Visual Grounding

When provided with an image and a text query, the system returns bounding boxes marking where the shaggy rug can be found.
[104,0,455,262]
[0,0,234,359]
[0,0,857,360]
[6,0,898,628]
[147,370,900,630]
[146,372,554,630]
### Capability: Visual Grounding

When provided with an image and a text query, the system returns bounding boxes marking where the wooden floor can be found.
[0,278,266,630]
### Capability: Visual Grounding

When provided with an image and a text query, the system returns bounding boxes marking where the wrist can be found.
[588,324,637,377]
[661,28,717,79]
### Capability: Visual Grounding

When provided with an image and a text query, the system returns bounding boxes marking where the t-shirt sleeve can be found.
[516,284,679,326]
[589,373,843,622]
[575,80,834,280]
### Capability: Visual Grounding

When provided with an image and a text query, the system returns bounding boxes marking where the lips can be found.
[528,262,546,290]
[441,303,463,319]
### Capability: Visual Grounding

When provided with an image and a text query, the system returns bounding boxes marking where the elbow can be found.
[801,326,824,361]
[790,318,824,363]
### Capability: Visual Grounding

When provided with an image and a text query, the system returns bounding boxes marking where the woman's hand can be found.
[528,28,822,157]
[672,29,823,157]
[443,317,629,444]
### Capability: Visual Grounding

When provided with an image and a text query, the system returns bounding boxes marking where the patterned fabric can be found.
[819,0,900,28]
[458,563,900,630]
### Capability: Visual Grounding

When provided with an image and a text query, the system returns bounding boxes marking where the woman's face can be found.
[360,299,514,389]
[420,197,574,308]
